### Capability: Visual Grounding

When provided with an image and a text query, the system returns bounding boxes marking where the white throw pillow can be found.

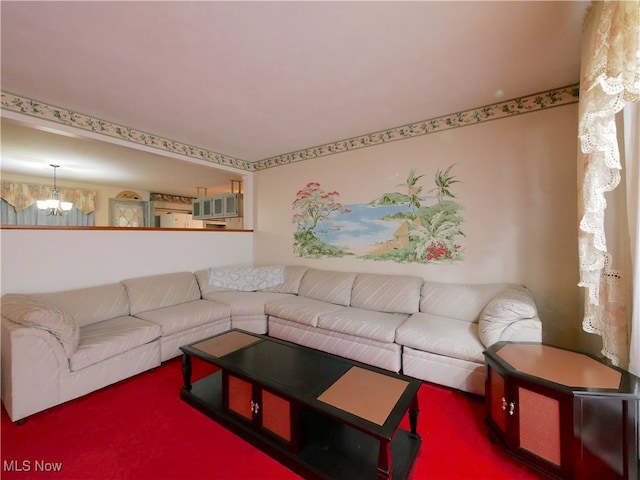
[208,265,286,291]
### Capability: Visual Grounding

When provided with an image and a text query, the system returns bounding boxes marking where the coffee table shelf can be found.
[180,330,422,480]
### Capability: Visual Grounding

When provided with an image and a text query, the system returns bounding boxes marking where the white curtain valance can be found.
[582,2,640,101]
[1,181,97,214]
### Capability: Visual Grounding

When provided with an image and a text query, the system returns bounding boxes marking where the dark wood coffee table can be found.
[180,329,422,480]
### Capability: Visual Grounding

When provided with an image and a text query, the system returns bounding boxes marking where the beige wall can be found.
[254,104,582,349]
[1,102,592,351]
[0,229,253,294]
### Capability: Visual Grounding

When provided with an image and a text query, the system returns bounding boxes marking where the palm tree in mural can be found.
[429,164,460,202]
[408,205,465,262]
[398,168,424,212]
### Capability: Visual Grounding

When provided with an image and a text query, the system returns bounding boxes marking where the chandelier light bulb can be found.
[38,164,73,216]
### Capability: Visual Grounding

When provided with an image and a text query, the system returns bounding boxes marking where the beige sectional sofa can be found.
[266,269,423,373]
[1,265,542,422]
[1,272,231,423]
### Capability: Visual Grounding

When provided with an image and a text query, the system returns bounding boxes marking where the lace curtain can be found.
[578,1,640,368]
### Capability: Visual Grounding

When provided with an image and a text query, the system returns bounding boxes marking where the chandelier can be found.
[37,164,73,215]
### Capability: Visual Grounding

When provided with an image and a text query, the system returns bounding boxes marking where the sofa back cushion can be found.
[37,283,130,327]
[123,272,201,315]
[260,265,308,294]
[351,273,422,314]
[298,269,357,306]
[420,282,509,322]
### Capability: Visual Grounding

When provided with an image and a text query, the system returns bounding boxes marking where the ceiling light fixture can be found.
[37,164,73,215]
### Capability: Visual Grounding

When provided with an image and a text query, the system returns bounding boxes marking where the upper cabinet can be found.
[193,194,242,220]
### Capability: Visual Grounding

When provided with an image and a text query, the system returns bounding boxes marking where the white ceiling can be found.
[0,1,588,197]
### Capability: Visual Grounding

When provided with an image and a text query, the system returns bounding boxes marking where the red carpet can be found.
[1,358,545,480]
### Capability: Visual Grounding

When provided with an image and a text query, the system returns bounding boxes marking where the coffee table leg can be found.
[182,353,192,391]
[409,393,419,436]
[377,440,392,480]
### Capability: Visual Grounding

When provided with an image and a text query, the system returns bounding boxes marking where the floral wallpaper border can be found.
[1,84,578,173]
[0,92,251,171]
[256,84,579,170]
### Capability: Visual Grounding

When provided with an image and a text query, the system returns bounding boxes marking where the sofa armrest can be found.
[477,285,542,348]
[1,318,68,422]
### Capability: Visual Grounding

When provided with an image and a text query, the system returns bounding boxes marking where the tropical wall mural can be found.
[292,165,465,263]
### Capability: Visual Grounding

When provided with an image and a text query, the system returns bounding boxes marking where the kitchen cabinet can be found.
[212,194,241,218]
[191,197,211,219]
[193,194,242,219]
[484,342,639,480]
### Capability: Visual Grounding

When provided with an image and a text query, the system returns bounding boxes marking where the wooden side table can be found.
[484,342,639,480]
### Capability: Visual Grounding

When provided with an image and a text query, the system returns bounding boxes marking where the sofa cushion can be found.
[203,291,294,316]
[420,282,508,322]
[351,273,422,314]
[70,316,160,371]
[478,285,537,347]
[123,272,201,316]
[1,294,79,357]
[133,299,230,336]
[260,265,309,294]
[317,307,409,343]
[265,297,345,327]
[298,269,357,306]
[396,312,485,363]
[36,283,130,327]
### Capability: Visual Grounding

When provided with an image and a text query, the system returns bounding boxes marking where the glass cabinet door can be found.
[213,197,224,217]
[224,194,238,216]
[192,199,201,219]
[203,198,213,217]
